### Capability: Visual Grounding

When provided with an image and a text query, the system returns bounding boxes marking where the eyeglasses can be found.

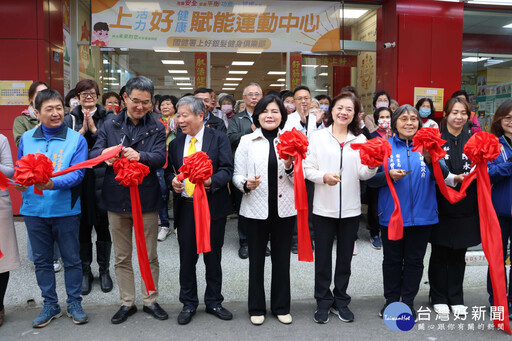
[245,92,261,98]
[80,92,97,98]
[295,96,311,102]
[398,116,419,123]
[502,116,512,123]
[128,96,152,106]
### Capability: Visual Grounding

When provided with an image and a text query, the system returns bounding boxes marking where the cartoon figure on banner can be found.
[92,22,109,47]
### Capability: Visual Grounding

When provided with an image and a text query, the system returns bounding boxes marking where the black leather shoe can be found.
[111,305,137,324]
[238,245,248,259]
[206,306,233,320]
[143,303,168,320]
[177,309,196,325]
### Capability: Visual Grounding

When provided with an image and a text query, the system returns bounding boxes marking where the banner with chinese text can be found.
[195,52,207,88]
[91,0,341,52]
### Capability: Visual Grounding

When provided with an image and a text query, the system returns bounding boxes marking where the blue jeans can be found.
[27,237,61,262]
[156,168,170,228]
[25,215,82,306]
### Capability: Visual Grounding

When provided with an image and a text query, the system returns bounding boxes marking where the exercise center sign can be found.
[91,0,341,52]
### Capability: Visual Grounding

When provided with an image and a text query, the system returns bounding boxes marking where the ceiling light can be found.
[226,78,243,81]
[461,57,489,62]
[302,65,318,68]
[173,77,190,80]
[168,70,188,74]
[229,70,248,74]
[504,23,512,28]
[236,50,263,54]
[320,65,328,68]
[179,87,193,90]
[270,84,285,87]
[232,61,254,66]
[222,88,236,90]
[315,89,328,92]
[103,60,109,64]
[339,9,368,19]
[268,71,286,75]
[108,83,120,86]
[103,77,117,81]
[318,73,328,76]
[176,83,192,86]
[120,48,129,51]
[224,83,239,86]
[154,48,180,52]
[277,78,285,82]
[162,60,185,65]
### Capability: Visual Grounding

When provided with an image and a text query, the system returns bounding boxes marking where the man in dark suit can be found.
[193,88,227,133]
[166,96,234,325]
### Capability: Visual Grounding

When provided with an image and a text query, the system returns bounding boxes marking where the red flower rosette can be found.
[277,128,312,262]
[15,153,54,195]
[177,151,213,254]
[465,132,509,333]
[412,128,472,205]
[113,156,154,294]
[352,137,403,240]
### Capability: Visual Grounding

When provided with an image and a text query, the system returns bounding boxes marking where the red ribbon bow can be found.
[177,151,213,254]
[14,153,54,195]
[351,137,404,240]
[277,128,312,262]
[464,132,510,333]
[113,157,155,294]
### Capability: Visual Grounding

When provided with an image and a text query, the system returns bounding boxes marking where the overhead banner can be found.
[91,0,341,52]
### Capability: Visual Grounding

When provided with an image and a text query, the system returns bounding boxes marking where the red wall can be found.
[377,0,464,115]
[0,0,63,213]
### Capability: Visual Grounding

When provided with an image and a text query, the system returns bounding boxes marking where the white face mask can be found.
[378,118,391,130]
[284,103,295,112]
[70,98,80,109]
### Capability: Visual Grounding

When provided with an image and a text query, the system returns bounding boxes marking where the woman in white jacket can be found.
[233,95,295,326]
[304,92,377,324]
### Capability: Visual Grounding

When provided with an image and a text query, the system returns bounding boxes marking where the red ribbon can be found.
[113,157,155,294]
[52,145,123,177]
[464,132,510,333]
[177,151,213,254]
[352,137,403,240]
[277,128,312,262]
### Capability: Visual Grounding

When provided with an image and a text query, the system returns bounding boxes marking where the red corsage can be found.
[276,128,308,160]
[113,157,150,187]
[15,153,54,194]
[351,137,392,168]
[177,151,213,184]
[412,127,447,161]
[463,131,501,164]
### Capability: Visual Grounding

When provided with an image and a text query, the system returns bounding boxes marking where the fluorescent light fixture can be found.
[154,48,180,52]
[461,57,489,62]
[270,84,285,87]
[168,70,188,74]
[315,89,328,92]
[100,48,115,52]
[302,65,318,68]
[117,70,123,73]
[232,61,254,66]
[320,65,328,68]
[222,88,236,90]
[229,70,248,74]
[268,71,286,75]
[224,83,239,86]
[176,83,192,86]
[226,78,243,81]
[318,73,328,76]
[504,23,512,28]
[108,83,120,86]
[173,77,190,80]
[340,9,368,19]
[179,87,193,90]
[103,60,109,64]
[120,48,129,51]
[277,78,285,82]
[103,77,117,81]
[162,60,185,65]
[237,50,263,54]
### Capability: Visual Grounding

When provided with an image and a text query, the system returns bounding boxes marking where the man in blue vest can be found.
[17,89,88,328]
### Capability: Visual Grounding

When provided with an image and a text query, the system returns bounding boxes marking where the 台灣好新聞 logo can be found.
[383,302,415,331]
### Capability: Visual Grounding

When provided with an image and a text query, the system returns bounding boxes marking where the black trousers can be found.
[177,200,226,310]
[0,271,9,311]
[366,186,380,238]
[230,181,247,246]
[314,215,359,311]
[487,215,512,305]
[246,215,294,316]
[381,225,431,306]
[79,211,111,243]
[428,244,467,305]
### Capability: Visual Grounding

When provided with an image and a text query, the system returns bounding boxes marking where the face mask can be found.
[154,106,161,114]
[284,103,295,112]
[419,108,431,118]
[28,106,37,118]
[320,104,329,112]
[376,102,389,109]
[378,118,391,130]
[70,98,80,109]
[221,104,233,114]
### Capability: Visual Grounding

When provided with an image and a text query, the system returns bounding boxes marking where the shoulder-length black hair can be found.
[415,97,436,119]
[252,95,288,129]
[372,90,391,108]
[325,91,362,136]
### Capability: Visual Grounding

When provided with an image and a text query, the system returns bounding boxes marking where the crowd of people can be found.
[1,76,512,332]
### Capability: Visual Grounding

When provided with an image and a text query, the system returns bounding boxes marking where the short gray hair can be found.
[125,76,154,98]
[243,82,262,96]
[176,96,205,116]
[391,104,422,135]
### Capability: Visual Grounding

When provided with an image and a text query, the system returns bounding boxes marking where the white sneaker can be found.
[277,314,292,324]
[250,315,265,325]
[451,305,468,316]
[53,260,62,272]
[433,304,450,314]
[157,227,171,241]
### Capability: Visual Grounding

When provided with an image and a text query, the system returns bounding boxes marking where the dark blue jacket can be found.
[489,135,512,218]
[89,109,166,213]
[367,135,439,227]
[166,127,234,221]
